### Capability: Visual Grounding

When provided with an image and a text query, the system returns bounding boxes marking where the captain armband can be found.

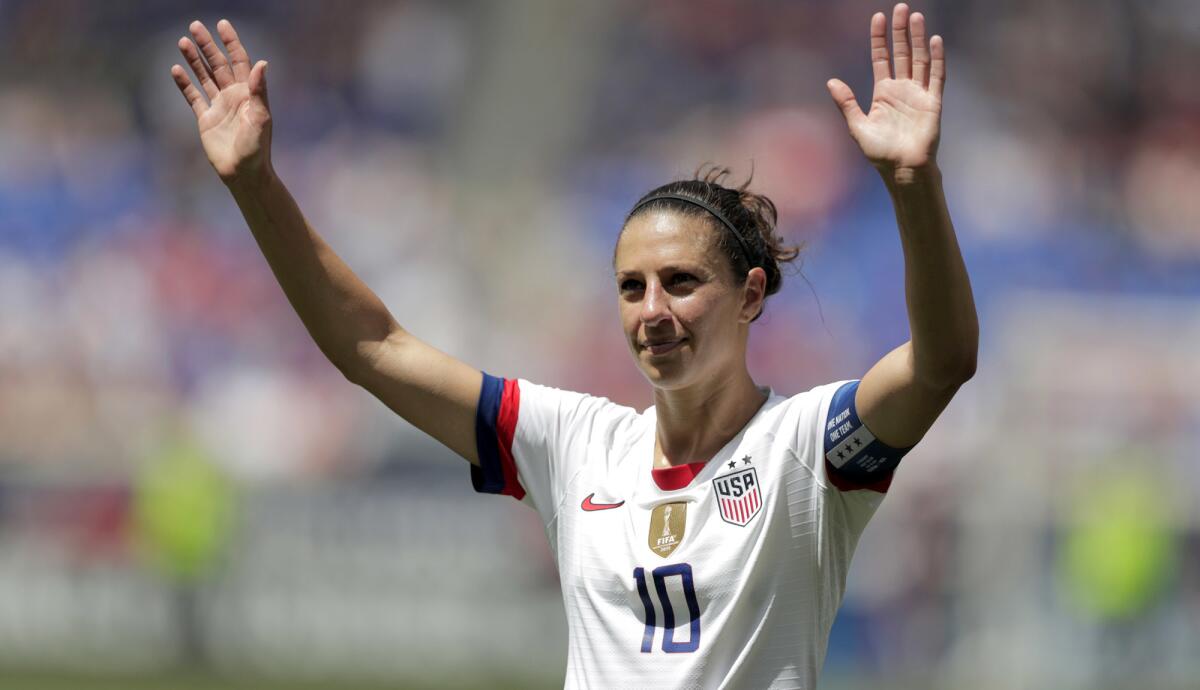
[822,381,911,487]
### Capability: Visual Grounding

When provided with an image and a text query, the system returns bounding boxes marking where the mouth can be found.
[641,337,687,355]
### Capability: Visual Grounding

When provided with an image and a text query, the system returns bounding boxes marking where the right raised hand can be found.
[171,19,271,185]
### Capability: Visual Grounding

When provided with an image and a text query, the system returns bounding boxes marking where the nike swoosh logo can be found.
[581,493,625,511]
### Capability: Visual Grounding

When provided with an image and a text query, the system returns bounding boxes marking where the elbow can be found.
[938,321,979,387]
[337,326,410,387]
[327,349,369,386]
[940,345,978,388]
[958,325,980,383]
[910,317,979,391]
[335,358,369,387]
[914,346,977,391]
[953,351,978,385]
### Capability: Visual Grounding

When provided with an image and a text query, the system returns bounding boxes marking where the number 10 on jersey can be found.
[634,563,701,653]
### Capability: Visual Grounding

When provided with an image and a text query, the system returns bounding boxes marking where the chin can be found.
[629,337,712,389]
[634,356,693,390]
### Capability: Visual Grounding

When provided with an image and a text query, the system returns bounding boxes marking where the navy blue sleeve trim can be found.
[471,371,506,494]
[823,380,911,488]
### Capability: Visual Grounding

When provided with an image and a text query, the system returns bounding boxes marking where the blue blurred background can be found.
[1,0,1198,688]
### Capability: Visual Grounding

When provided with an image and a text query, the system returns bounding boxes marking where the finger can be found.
[189,21,235,89]
[891,3,912,81]
[827,78,866,129]
[171,64,208,118]
[911,12,930,87]
[216,18,252,82]
[248,60,269,106]
[178,37,219,100]
[929,35,946,98]
[870,12,890,83]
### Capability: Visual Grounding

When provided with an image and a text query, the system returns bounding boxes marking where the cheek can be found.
[618,301,640,335]
[674,293,725,334]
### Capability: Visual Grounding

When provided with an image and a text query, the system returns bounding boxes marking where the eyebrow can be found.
[616,263,705,275]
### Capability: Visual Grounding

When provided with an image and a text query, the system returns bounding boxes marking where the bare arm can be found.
[172,19,483,465]
[227,173,484,464]
[826,4,978,448]
[857,165,977,447]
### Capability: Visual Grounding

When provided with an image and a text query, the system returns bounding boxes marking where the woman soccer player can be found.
[171,4,976,687]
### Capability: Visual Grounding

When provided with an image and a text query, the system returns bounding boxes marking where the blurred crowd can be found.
[1,0,1199,687]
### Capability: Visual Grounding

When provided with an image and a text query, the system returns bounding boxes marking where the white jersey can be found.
[471,375,893,689]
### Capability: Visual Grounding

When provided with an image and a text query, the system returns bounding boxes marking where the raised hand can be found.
[827,4,944,175]
[171,19,271,184]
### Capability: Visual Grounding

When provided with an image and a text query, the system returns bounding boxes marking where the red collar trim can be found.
[651,461,708,491]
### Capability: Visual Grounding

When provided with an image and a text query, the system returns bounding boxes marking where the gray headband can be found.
[630,193,757,267]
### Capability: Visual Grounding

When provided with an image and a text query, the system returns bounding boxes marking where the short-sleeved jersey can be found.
[471,376,893,690]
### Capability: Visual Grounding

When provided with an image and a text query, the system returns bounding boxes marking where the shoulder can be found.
[745,380,862,475]
[507,377,646,447]
[759,380,857,432]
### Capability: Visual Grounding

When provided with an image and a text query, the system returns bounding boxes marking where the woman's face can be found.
[614,211,763,389]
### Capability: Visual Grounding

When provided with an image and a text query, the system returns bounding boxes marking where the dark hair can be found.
[621,164,802,321]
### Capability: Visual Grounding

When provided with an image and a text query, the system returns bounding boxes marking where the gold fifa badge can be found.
[648,502,687,558]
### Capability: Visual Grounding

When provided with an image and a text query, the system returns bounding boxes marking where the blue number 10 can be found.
[633,563,701,653]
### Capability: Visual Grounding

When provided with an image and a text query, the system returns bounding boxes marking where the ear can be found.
[740,267,768,323]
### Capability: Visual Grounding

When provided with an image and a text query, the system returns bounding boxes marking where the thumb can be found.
[826,78,864,129]
[249,60,269,104]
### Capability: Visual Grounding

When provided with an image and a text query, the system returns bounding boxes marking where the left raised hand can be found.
[827,4,944,176]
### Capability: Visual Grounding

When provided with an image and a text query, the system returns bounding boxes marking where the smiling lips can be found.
[643,337,686,355]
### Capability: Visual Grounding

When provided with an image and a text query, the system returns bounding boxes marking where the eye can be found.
[670,273,698,285]
[619,278,644,292]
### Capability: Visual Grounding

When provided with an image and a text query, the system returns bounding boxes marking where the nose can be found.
[640,281,671,326]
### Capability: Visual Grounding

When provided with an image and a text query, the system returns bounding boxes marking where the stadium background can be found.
[1,0,1198,688]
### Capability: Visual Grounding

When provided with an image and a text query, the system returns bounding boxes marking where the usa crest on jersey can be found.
[712,467,762,526]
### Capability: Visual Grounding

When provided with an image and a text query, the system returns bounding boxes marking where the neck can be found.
[652,364,767,469]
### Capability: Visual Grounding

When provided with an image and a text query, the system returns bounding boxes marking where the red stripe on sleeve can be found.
[825,459,893,493]
[495,378,526,500]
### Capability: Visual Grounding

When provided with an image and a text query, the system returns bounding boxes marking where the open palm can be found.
[171,20,271,183]
[827,4,945,173]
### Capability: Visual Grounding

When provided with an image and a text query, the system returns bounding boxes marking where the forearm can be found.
[227,169,400,377]
[883,164,978,387]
